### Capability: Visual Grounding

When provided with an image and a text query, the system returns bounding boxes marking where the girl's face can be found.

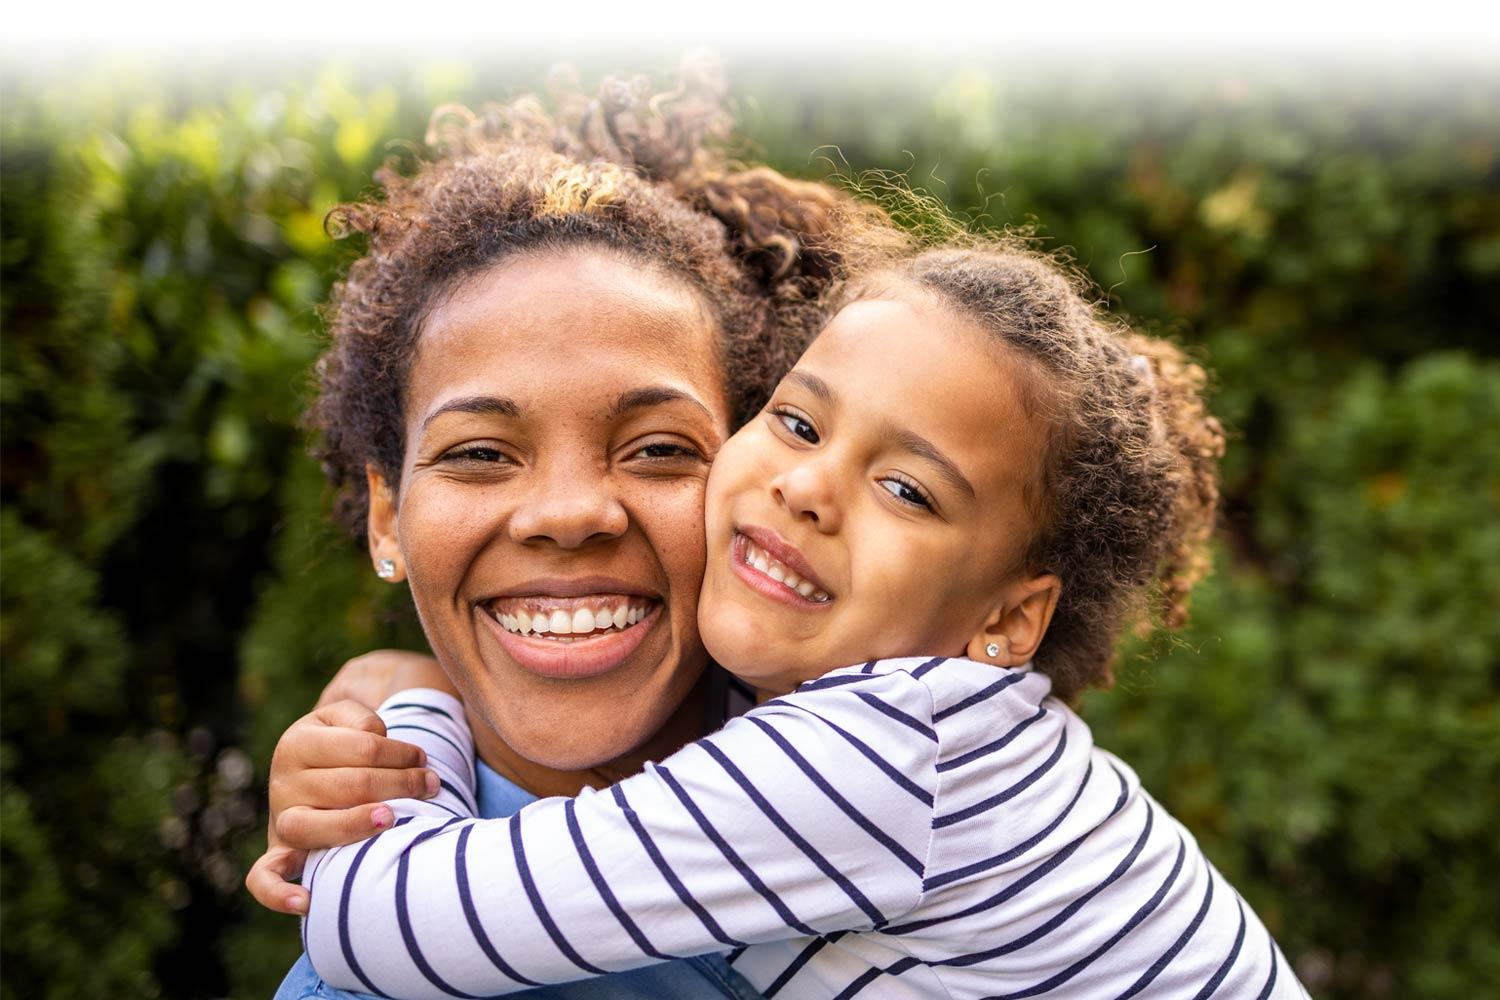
[368,249,733,784]
[700,290,1056,694]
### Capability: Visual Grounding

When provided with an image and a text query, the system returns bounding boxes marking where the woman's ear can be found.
[366,465,406,583]
[965,573,1061,668]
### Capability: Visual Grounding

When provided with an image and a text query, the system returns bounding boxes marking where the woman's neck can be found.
[468,668,719,798]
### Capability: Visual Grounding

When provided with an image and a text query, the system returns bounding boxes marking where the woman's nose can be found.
[508,461,629,548]
[771,459,842,533]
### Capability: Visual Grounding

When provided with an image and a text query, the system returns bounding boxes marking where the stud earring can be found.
[375,559,397,580]
[985,642,1001,659]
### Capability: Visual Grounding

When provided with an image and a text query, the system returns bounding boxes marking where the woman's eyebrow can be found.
[420,395,521,431]
[887,426,977,501]
[608,386,713,422]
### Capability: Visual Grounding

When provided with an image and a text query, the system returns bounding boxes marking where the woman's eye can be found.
[634,442,702,461]
[440,445,509,464]
[776,411,819,444]
[880,477,933,510]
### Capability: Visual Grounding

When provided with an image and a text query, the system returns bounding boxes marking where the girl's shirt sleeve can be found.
[303,669,939,998]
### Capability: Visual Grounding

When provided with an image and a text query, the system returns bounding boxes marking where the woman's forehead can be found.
[408,251,729,424]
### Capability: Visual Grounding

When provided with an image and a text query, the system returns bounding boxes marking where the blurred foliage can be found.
[2,54,1498,999]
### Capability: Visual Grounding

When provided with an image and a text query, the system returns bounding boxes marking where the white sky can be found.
[5,0,1498,56]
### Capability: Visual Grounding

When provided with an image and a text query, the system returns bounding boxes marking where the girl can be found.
[293,241,1308,998]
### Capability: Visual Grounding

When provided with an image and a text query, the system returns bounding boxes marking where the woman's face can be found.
[368,248,732,777]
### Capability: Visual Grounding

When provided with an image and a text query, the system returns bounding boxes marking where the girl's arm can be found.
[303,667,940,998]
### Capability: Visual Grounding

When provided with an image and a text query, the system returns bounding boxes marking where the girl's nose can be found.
[508,460,628,548]
[771,459,842,533]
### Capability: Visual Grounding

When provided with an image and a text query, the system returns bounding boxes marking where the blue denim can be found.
[272,761,762,1000]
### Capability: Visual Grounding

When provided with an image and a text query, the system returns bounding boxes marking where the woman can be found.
[247,65,887,998]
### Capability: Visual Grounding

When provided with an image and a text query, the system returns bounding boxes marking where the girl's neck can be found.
[468,668,721,799]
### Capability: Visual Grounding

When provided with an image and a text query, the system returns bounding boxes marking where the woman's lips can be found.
[479,594,662,680]
[730,530,834,610]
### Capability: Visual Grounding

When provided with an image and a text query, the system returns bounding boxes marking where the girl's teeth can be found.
[549,609,571,634]
[572,608,595,633]
[612,606,628,629]
[742,536,830,603]
[516,610,532,635]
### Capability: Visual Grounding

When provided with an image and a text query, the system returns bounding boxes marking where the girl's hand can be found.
[314,649,455,709]
[244,699,439,914]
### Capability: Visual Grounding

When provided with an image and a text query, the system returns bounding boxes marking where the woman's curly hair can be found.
[311,57,891,537]
[846,241,1226,701]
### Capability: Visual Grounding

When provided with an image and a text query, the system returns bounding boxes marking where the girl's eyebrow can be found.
[887,426,977,501]
[785,370,836,407]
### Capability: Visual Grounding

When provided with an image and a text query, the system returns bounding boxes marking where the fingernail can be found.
[288,893,308,914]
[418,749,428,766]
[371,804,395,830]
[424,771,440,798]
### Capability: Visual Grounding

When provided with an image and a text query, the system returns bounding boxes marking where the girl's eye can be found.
[775,410,819,444]
[879,476,934,511]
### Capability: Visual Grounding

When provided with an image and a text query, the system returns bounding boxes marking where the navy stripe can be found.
[726,946,746,964]
[509,814,611,975]
[1114,866,1214,999]
[747,716,925,876]
[764,932,845,998]
[937,706,1047,773]
[438,779,478,815]
[898,766,1129,931]
[933,728,1067,828]
[832,957,923,1000]
[384,723,475,779]
[395,819,477,998]
[657,764,820,936]
[1253,934,1280,1000]
[925,757,1094,892]
[932,670,1025,721]
[563,798,674,961]
[798,673,877,693]
[609,783,745,948]
[983,835,1189,1000]
[860,660,879,674]
[771,701,933,806]
[384,701,457,723]
[910,656,947,679]
[939,789,1151,966]
[856,692,939,742]
[338,830,393,997]
[1192,897,1248,1000]
[453,825,543,987]
[699,740,887,925]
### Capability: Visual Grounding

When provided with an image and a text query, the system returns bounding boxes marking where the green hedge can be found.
[3,57,1497,998]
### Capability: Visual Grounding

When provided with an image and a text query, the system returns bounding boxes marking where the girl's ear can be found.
[366,465,406,583]
[965,573,1061,668]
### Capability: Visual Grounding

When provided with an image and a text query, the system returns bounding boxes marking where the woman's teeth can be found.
[492,600,652,640]
[742,541,830,603]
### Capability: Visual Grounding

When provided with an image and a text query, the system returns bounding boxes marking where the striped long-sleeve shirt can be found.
[303,657,1309,999]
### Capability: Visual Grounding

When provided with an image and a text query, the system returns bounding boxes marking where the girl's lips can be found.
[730,532,834,611]
[480,603,661,680]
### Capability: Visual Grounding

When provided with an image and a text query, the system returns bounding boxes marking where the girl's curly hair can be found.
[849,241,1225,701]
[311,57,891,537]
